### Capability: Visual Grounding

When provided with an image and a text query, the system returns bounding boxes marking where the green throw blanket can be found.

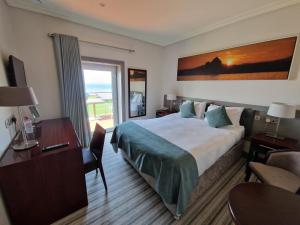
[110,121,199,216]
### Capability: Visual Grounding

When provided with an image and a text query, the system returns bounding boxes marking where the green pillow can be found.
[205,106,232,128]
[180,101,196,118]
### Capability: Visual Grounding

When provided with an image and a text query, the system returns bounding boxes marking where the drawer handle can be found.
[258,145,277,151]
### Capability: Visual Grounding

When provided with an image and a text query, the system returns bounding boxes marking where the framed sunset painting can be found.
[177,36,297,81]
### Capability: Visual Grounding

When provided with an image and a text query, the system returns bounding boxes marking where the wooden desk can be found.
[0,118,88,225]
[228,183,300,225]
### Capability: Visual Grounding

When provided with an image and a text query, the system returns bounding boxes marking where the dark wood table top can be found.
[0,118,81,167]
[252,133,298,149]
[228,183,300,225]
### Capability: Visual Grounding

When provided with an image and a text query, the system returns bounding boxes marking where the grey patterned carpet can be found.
[53,135,245,225]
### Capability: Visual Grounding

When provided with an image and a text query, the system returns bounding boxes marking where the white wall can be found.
[0,6,163,224]
[162,4,300,108]
[0,1,17,155]
[10,4,300,123]
[0,1,16,224]
[10,7,164,120]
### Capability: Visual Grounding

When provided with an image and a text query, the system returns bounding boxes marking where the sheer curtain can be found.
[52,34,91,147]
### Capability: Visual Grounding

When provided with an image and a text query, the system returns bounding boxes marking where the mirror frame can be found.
[128,68,147,118]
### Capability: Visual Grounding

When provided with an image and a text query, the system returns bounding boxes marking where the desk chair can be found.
[82,123,107,191]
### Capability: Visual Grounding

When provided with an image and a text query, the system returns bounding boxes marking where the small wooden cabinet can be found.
[245,133,298,180]
[0,118,88,225]
[156,109,172,118]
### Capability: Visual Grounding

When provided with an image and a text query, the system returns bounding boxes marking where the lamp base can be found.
[13,140,38,151]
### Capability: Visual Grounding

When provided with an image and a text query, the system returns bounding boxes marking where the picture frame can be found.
[128,68,147,118]
[177,36,297,81]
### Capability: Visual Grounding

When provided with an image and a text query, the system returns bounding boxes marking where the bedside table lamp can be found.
[0,87,39,150]
[167,93,176,112]
[267,102,296,139]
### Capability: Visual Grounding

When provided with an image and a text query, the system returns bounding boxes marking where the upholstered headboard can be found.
[163,95,257,138]
[239,108,255,137]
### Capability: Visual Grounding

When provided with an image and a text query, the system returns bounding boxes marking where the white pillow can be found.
[194,101,207,119]
[225,107,244,126]
[205,104,244,126]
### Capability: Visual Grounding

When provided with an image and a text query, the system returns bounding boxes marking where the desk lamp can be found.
[0,87,39,150]
[267,102,296,139]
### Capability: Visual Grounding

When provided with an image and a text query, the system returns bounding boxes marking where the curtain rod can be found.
[48,33,135,53]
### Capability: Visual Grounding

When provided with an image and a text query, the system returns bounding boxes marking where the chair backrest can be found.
[267,151,300,177]
[90,123,106,160]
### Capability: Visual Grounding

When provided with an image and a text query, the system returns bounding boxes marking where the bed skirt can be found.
[119,140,244,219]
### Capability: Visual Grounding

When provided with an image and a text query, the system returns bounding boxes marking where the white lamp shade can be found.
[167,94,176,101]
[267,102,296,119]
[0,86,38,106]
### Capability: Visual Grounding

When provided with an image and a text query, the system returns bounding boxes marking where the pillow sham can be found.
[204,106,232,128]
[194,101,207,119]
[206,104,244,126]
[225,107,244,126]
[180,101,196,118]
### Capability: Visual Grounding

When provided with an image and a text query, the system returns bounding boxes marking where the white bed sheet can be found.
[133,113,244,176]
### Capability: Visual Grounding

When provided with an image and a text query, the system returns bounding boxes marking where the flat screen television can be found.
[7,55,27,87]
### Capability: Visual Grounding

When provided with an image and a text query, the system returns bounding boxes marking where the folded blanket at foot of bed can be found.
[111,121,199,216]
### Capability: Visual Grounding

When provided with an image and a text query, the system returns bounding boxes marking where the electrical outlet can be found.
[254,115,261,120]
[271,118,278,124]
[5,114,16,128]
[5,118,10,128]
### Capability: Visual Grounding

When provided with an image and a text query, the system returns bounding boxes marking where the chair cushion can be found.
[82,148,97,173]
[250,162,300,193]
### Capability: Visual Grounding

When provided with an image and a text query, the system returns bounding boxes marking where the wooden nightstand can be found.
[245,133,298,180]
[156,109,172,118]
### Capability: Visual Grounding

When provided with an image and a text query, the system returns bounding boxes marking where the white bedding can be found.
[133,113,244,176]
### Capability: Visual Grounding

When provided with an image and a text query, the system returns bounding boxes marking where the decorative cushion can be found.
[204,106,232,128]
[194,101,207,119]
[250,162,300,193]
[206,104,244,126]
[180,101,196,118]
[206,104,220,112]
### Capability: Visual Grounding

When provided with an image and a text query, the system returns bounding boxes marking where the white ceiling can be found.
[6,0,300,46]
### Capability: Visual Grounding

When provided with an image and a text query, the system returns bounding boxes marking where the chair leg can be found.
[245,165,252,182]
[98,161,107,191]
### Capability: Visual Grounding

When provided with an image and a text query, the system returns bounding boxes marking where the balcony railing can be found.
[86,92,113,130]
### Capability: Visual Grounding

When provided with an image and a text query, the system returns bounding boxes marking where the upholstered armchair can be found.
[249,150,300,194]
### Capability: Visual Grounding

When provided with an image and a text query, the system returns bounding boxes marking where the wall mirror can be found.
[128,68,147,118]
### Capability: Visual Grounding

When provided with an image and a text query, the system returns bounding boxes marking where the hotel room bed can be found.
[111,109,254,218]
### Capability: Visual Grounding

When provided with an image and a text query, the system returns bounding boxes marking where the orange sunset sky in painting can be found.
[178,37,297,70]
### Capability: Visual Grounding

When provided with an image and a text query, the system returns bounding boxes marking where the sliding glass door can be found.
[82,63,118,132]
